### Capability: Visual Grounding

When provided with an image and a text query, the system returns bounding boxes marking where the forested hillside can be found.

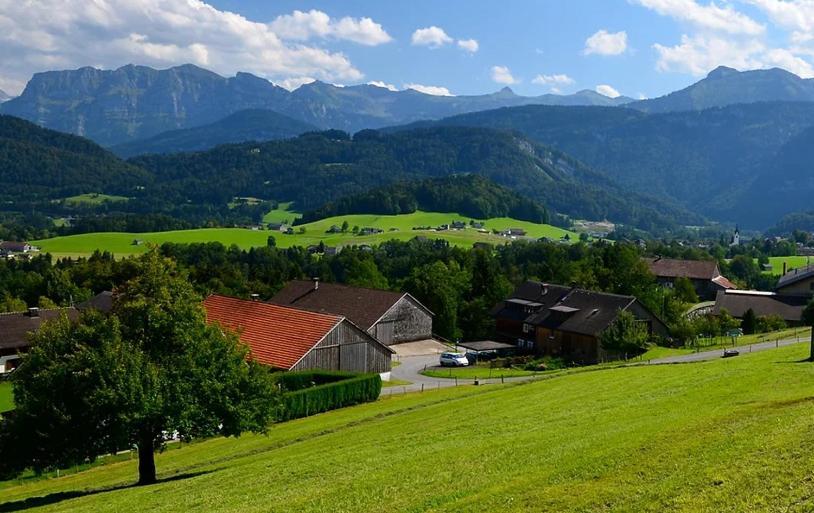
[133,127,700,232]
[392,102,814,227]
[111,109,317,157]
[298,175,550,224]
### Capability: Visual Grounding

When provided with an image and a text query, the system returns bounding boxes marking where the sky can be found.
[1,0,814,99]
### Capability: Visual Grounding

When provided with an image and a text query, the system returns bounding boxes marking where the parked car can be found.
[465,350,498,364]
[722,349,740,358]
[439,352,469,367]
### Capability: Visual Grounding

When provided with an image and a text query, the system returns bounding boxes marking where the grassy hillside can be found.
[1,344,813,512]
[33,211,575,259]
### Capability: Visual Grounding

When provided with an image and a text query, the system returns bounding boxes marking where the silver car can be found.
[439,352,469,367]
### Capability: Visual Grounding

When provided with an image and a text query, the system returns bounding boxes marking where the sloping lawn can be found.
[1,344,813,512]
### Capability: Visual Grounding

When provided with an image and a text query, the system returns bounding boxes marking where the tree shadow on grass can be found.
[0,469,219,512]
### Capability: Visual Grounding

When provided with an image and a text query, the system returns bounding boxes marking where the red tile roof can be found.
[203,295,341,370]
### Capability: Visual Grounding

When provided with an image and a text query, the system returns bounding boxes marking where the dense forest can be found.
[0,115,697,235]
[298,175,550,225]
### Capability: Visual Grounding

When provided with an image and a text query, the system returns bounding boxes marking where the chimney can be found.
[249,293,260,301]
[312,277,319,290]
[28,307,39,317]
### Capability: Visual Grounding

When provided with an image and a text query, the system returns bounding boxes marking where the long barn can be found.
[270,279,433,345]
[203,295,393,377]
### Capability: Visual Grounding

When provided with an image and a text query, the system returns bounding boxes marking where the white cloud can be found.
[367,80,398,91]
[411,26,453,48]
[269,9,392,46]
[0,0,364,95]
[631,0,765,35]
[583,30,628,56]
[403,83,453,96]
[457,38,479,52]
[596,84,622,98]
[275,77,316,91]
[491,65,518,85]
[764,47,814,77]
[532,73,575,86]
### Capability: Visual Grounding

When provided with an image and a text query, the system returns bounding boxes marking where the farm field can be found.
[2,344,813,512]
[32,211,576,259]
[59,193,129,206]
[261,202,302,224]
[765,256,812,275]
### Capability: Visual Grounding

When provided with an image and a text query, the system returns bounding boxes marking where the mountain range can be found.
[0,89,10,102]
[0,64,635,146]
[111,109,317,158]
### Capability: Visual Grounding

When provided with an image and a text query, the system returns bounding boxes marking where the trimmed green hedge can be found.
[276,371,382,421]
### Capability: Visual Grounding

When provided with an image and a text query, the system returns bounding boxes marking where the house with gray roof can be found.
[492,281,669,364]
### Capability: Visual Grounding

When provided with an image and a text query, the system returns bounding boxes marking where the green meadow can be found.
[60,193,129,206]
[1,344,813,512]
[33,211,576,259]
[765,256,813,276]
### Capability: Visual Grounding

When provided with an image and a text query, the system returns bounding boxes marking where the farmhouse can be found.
[270,280,433,345]
[203,295,393,376]
[775,264,814,297]
[713,290,807,325]
[645,257,736,300]
[492,281,669,364]
[0,241,34,253]
[0,307,79,374]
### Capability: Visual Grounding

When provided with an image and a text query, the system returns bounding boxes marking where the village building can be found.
[492,281,669,364]
[203,295,393,377]
[0,307,79,374]
[775,264,814,297]
[270,280,433,345]
[712,289,807,325]
[0,241,34,253]
[645,257,736,300]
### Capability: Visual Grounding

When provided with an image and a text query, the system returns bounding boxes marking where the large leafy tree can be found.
[0,251,278,485]
[600,310,650,359]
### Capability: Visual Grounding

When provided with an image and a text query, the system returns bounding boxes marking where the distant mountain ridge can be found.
[632,66,814,113]
[0,89,10,102]
[0,64,633,146]
[111,109,317,157]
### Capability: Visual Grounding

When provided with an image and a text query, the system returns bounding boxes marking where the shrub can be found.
[276,372,382,421]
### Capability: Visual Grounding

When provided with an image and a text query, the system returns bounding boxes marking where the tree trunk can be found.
[137,433,157,486]
[810,327,814,362]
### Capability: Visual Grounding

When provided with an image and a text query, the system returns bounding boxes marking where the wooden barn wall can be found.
[374,296,432,345]
[293,321,391,373]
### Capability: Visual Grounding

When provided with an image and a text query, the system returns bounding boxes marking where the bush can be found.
[275,371,382,421]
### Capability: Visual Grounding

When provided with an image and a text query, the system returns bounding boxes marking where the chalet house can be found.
[0,307,79,374]
[270,280,433,345]
[775,264,814,297]
[451,221,467,230]
[492,281,669,364]
[327,225,342,234]
[645,257,736,300]
[203,295,393,376]
[359,227,383,235]
[501,228,527,237]
[713,290,807,325]
[0,241,34,253]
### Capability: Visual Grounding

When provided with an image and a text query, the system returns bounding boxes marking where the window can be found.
[523,323,532,334]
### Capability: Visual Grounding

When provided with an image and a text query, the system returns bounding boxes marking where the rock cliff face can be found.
[1,65,289,146]
[0,64,633,146]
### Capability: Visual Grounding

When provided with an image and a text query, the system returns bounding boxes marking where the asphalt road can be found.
[381,337,811,396]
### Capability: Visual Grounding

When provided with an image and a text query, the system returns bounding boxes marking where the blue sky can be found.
[1,1,813,99]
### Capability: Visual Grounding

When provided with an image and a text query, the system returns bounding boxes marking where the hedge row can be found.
[276,372,382,421]
[275,370,359,393]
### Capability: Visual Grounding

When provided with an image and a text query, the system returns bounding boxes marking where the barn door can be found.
[375,321,395,345]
